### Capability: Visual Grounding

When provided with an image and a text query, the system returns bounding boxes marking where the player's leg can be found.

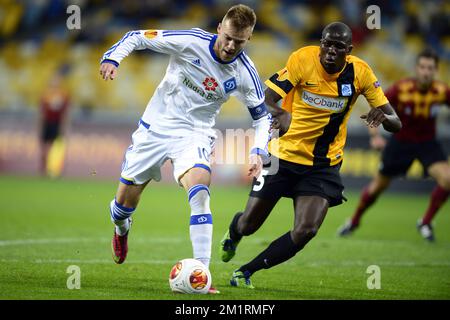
[179,166,221,294]
[110,123,168,264]
[338,173,391,236]
[110,181,149,264]
[172,133,217,269]
[230,162,343,288]
[179,167,213,269]
[112,180,149,233]
[417,140,450,241]
[40,140,52,175]
[338,136,413,236]
[221,196,278,263]
[40,122,56,176]
[221,163,285,263]
[172,134,220,294]
[424,162,450,228]
[231,196,328,289]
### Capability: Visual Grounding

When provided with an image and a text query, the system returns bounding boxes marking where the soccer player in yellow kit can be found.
[220,22,402,288]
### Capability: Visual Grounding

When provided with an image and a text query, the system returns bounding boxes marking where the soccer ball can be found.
[169,258,211,294]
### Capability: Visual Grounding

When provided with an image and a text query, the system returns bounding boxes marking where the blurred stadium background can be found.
[0,0,449,188]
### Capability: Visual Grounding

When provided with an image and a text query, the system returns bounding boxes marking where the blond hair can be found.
[222,4,257,30]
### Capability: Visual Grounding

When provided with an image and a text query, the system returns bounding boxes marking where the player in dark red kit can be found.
[338,49,450,241]
[39,72,70,176]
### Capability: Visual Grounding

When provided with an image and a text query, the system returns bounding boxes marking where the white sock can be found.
[187,184,213,268]
[109,199,135,236]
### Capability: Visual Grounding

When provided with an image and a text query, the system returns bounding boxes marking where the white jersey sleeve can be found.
[235,53,272,157]
[100,29,188,65]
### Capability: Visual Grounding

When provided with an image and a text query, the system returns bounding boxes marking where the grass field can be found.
[0,175,449,300]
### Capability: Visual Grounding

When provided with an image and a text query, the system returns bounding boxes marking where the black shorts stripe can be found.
[312,63,355,166]
[268,73,294,95]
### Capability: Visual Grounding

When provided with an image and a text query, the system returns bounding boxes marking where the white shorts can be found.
[120,121,214,185]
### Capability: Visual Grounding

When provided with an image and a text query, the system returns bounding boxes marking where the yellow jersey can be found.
[265,46,388,167]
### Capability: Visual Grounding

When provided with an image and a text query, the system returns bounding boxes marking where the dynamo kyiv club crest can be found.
[224,77,237,93]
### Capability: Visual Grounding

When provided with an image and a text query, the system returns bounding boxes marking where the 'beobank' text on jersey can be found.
[101,28,270,153]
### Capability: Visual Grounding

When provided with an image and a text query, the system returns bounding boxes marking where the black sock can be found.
[239,231,300,275]
[229,212,243,242]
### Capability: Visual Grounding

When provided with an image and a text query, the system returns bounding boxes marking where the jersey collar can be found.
[209,35,242,64]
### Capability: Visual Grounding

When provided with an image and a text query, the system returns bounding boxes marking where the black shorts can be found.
[249,157,346,207]
[380,137,447,177]
[41,122,60,142]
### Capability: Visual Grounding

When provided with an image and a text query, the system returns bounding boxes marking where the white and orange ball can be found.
[169,258,211,294]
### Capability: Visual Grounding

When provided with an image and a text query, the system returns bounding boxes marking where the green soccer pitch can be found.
[0,175,449,300]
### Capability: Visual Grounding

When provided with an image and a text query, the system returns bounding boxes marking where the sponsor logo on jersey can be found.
[203,77,218,91]
[341,84,352,96]
[373,80,380,88]
[223,77,237,93]
[302,90,347,112]
[305,81,318,86]
[192,58,201,66]
[144,30,158,39]
[183,77,221,101]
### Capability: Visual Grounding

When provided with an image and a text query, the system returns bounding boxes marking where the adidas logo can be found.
[192,58,201,66]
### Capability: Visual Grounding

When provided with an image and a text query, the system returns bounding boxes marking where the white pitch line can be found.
[1,237,449,248]
[0,237,186,246]
[0,258,449,268]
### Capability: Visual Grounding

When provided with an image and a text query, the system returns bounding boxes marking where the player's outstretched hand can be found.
[100,62,118,81]
[271,110,291,137]
[248,154,263,178]
[360,107,386,128]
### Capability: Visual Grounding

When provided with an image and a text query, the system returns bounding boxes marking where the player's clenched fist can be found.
[99,62,118,81]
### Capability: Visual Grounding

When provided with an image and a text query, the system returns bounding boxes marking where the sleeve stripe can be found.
[239,56,263,99]
[266,73,294,96]
[192,28,213,37]
[103,31,131,57]
[265,79,289,98]
[104,31,140,58]
[241,53,264,97]
[164,28,213,37]
[162,30,212,40]
[162,32,212,41]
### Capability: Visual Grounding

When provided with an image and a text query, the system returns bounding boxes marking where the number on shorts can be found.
[252,169,269,192]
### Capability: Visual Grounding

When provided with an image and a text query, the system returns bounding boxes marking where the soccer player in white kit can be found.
[99,4,272,293]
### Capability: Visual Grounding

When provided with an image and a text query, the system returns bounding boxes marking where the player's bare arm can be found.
[99,62,118,81]
[361,103,402,132]
[264,87,291,136]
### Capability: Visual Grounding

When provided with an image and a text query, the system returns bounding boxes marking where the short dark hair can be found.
[322,22,352,45]
[223,4,257,30]
[417,48,439,67]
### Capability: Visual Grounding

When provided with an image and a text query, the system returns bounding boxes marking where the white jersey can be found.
[101,28,271,155]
